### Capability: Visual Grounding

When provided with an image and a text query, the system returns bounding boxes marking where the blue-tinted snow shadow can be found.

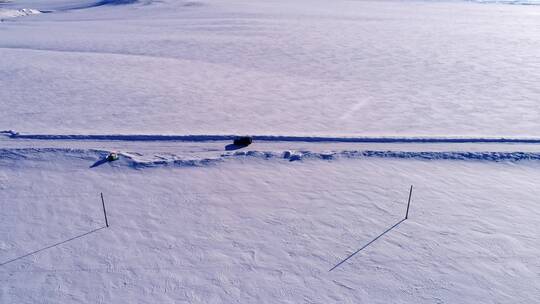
[225,144,247,151]
[51,0,140,11]
[90,157,109,168]
[329,218,406,271]
[0,226,106,267]
[84,0,139,8]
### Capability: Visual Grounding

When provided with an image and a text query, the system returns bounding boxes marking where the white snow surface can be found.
[1,144,540,303]
[1,0,540,136]
[2,0,540,303]
[0,8,41,18]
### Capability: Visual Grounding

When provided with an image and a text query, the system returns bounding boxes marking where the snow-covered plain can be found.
[1,147,540,303]
[1,0,540,136]
[1,0,540,303]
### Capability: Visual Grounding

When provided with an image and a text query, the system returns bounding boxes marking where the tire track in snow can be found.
[4,131,540,144]
[4,131,540,167]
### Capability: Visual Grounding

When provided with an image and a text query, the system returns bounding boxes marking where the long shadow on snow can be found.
[90,0,139,7]
[54,0,140,11]
[225,144,249,151]
[0,226,106,267]
[90,157,109,168]
[329,218,406,271]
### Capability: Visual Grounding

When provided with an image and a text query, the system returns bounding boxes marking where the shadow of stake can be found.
[0,226,107,267]
[225,144,247,151]
[329,218,406,271]
[90,158,109,168]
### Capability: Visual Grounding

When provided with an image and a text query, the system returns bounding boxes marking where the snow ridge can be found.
[87,149,540,168]
[0,8,41,18]
[225,150,540,163]
[3,148,540,169]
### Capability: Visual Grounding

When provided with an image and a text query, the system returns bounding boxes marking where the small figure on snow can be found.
[233,136,253,147]
[106,152,119,162]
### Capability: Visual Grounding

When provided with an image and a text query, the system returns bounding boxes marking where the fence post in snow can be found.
[101,192,109,228]
[405,185,413,220]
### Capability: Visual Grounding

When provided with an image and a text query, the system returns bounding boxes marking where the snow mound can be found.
[0,8,41,18]
[4,148,540,170]
[228,150,540,163]
[85,149,540,167]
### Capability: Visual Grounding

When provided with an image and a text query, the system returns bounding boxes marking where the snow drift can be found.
[0,8,41,18]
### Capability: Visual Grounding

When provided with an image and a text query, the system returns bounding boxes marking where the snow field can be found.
[1,0,540,302]
[1,155,539,303]
[1,0,540,136]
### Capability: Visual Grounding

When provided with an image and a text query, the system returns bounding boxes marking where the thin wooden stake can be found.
[405,185,413,219]
[101,192,109,227]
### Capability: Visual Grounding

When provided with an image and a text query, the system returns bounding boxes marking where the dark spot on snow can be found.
[225,144,244,151]
[289,155,302,162]
[183,1,204,7]
[98,0,138,5]
[51,0,143,11]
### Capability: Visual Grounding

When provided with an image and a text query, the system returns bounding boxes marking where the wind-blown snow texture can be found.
[2,0,540,303]
[1,153,540,303]
[6,146,540,169]
[1,0,540,136]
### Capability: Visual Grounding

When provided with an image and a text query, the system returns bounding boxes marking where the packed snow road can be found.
[3,133,540,159]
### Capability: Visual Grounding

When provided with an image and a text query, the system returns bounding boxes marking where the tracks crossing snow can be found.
[3,132,540,167]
